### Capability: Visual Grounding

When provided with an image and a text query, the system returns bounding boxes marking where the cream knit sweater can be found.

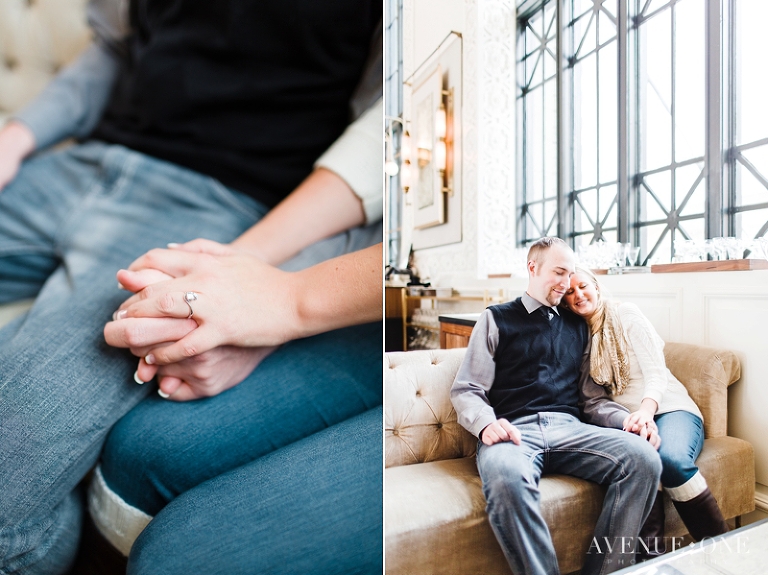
[608,302,702,420]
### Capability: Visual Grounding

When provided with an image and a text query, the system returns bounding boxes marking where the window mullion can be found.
[617,0,630,243]
[556,0,572,242]
[705,0,724,238]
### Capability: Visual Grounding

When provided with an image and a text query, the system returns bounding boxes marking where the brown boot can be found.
[636,490,666,562]
[672,487,730,541]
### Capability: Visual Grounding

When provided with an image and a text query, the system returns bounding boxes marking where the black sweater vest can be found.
[92,0,380,208]
[488,299,588,422]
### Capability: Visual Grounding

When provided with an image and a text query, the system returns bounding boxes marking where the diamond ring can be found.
[183,291,198,319]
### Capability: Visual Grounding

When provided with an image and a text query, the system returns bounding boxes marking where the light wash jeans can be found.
[0,141,380,574]
[476,412,662,575]
[655,410,705,488]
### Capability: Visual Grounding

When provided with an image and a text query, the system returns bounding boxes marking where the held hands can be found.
[136,345,277,401]
[623,408,656,434]
[0,121,35,191]
[623,409,661,450]
[481,418,522,446]
[109,239,299,363]
[104,239,288,401]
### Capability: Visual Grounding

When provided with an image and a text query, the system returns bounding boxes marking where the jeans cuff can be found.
[664,470,708,502]
[87,465,153,556]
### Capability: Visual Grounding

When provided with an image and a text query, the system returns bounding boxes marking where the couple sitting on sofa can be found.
[451,236,729,575]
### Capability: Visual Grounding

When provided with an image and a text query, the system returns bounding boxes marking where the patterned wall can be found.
[405,0,517,284]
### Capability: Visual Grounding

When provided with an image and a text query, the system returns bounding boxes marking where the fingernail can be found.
[145,354,155,365]
[134,371,145,385]
[113,309,127,321]
[158,388,170,399]
[167,242,180,248]
[118,282,124,290]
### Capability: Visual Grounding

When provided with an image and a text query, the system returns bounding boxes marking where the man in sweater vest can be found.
[451,237,662,575]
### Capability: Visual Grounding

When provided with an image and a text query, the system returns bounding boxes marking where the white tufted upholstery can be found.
[0,0,90,124]
[385,348,476,467]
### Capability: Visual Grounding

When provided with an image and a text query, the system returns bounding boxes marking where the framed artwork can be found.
[410,64,445,230]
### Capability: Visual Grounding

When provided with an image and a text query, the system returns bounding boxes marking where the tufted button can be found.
[431,359,439,365]
[51,63,62,74]
[5,57,18,71]
[436,422,443,429]
[392,429,399,436]
[415,390,421,397]
[388,363,396,369]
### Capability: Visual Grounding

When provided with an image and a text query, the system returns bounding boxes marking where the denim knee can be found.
[622,435,663,480]
[100,404,175,515]
[659,451,698,488]
[478,446,538,509]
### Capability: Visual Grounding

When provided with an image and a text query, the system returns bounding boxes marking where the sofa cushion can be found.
[385,436,755,575]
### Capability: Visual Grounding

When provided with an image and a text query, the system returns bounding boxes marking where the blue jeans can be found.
[476,412,662,575]
[126,407,382,575]
[655,410,705,488]
[0,141,380,574]
[99,320,381,508]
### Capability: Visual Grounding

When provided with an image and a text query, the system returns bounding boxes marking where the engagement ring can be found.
[183,291,198,319]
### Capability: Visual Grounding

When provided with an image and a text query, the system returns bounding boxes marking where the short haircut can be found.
[527,236,569,265]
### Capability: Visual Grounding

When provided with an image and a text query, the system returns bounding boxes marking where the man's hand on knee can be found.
[480,418,521,446]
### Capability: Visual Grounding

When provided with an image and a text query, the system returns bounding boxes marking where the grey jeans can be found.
[476,412,662,575]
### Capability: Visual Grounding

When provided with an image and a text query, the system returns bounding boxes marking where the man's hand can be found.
[481,418,522,446]
[625,420,661,450]
[623,408,656,434]
[145,344,277,401]
[0,121,35,191]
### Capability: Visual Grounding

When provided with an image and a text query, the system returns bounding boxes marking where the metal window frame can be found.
[517,0,748,261]
[385,0,404,267]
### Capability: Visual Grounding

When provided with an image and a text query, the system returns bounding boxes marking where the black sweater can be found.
[92,0,380,208]
[488,299,589,422]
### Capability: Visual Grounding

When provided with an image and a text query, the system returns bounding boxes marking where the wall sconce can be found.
[401,130,412,193]
[436,94,453,196]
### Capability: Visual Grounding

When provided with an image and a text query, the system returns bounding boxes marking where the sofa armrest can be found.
[663,342,741,438]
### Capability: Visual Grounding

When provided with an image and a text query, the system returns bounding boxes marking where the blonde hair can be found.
[570,267,631,395]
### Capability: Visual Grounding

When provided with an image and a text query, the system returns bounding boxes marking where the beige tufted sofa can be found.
[0,0,90,319]
[385,343,755,575]
[0,0,91,124]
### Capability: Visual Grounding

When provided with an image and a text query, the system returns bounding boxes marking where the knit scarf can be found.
[588,300,630,396]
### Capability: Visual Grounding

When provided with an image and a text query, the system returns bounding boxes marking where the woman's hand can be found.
[0,121,35,191]
[108,240,300,366]
[622,398,660,450]
[105,240,282,400]
[622,409,656,434]
[622,397,659,434]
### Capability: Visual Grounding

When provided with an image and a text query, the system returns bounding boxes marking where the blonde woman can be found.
[563,267,729,559]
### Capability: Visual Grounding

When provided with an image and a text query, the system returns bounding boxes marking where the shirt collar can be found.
[522,292,560,316]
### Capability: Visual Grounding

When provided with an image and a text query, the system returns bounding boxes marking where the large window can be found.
[385,0,404,268]
[517,0,768,263]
